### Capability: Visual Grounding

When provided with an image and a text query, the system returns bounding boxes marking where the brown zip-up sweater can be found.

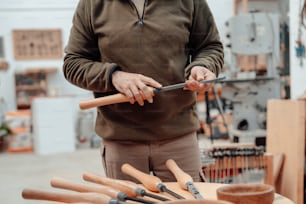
[63,0,224,142]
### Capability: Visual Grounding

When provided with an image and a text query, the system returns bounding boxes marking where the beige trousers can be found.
[100,132,205,183]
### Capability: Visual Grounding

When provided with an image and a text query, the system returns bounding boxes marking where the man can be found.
[63,0,224,182]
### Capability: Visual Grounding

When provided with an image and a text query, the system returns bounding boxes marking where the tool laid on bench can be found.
[79,77,226,109]
[166,159,204,200]
[22,188,129,204]
[51,177,155,204]
[121,163,186,200]
[83,172,170,202]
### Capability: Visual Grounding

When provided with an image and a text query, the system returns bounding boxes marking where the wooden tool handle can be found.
[79,93,130,109]
[51,177,119,198]
[71,203,94,204]
[165,159,193,190]
[83,172,137,197]
[22,188,112,204]
[121,163,162,192]
[53,202,93,204]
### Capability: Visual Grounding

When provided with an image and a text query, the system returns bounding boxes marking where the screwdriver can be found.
[165,159,204,199]
[51,177,155,204]
[121,163,186,199]
[82,172,169,202]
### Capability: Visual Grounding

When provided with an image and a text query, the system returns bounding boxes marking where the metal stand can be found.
[204,86,229,145]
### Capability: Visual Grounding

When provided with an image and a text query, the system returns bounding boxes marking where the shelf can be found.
[22,67,57,74]
[14,67,57,109]
[16,85,46,91]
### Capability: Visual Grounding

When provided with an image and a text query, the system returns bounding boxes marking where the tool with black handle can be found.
[79,76,226,109]
[121,163,186,200]
[51,177,155,204]
[83,172,170,202]
[165,159,204,199]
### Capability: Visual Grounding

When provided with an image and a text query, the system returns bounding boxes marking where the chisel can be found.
[82,172,170,202]
[165,159,204,200]
[50,177,155,204]
[79,76,226,109]
[121,163,185,199]
[22,188,129,204]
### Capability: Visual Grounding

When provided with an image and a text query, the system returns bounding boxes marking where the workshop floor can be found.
[0,134,229,204]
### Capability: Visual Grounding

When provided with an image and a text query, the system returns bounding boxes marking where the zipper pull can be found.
[138,19,144,26]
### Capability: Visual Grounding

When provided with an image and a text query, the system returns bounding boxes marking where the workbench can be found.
[164,182,294,204]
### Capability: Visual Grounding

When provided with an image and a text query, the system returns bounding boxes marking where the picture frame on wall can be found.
[12,29,63,60]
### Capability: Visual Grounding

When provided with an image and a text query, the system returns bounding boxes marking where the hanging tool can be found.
[79,76,226,109]
[22,188,129,204]
[50,177,155,204]
[165,159,204,199]
[83,172,169,202]
[121,163,186,199]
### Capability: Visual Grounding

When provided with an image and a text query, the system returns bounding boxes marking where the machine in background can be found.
[220,12,283,145]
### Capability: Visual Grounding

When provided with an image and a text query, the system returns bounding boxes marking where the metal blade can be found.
[156,184,185,199]
[159,185,185,200]
[154,76,226,93]
[186,182,204,200]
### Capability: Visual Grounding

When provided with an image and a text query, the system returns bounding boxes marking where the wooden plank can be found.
[266,99,305,204]
[234,0,248,14]
[234,0,239,15]
[242,0,248,13]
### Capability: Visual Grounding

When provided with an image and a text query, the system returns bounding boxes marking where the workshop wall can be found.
[0,0,304,111]
[290,0,306,99]
[0,0,89,111]
[0,0,235,112]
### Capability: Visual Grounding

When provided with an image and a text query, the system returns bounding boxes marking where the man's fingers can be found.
[141,75,162,89]
[185,79,214,92]
[130,86,144,106]
[136,79,155,104]
[112,71,160,106]
[125,89,136,104]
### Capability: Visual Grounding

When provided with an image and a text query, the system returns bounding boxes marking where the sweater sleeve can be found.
[63,0,117,93]
[185,0,224,78]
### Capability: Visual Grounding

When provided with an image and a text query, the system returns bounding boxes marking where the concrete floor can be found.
[0,135,229,204]
[0,148,104,204]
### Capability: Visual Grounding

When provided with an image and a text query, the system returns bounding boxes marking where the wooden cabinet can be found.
[15,68,57,109]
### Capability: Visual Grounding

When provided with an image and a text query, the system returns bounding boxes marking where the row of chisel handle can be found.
[202,147,266,184]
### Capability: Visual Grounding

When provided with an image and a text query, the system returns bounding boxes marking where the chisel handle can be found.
[79,93,130,109]
[83,172,137,197]
[121,163,162,192]
[165,159,193,190]
[51,177,119,198]
[49,202,93,204]
[22,188,113,204]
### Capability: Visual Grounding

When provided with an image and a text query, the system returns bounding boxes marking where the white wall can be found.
[1,0,303,112]
[290,0,306,98]
[207,0,234,68]
[0,0,234,112]
[0,0,91,111]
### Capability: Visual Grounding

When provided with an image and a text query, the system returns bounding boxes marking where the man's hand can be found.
[185,66,216,93]
[112,71,162,106]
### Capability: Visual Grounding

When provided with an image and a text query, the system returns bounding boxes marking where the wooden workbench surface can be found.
[162,182,294,204]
